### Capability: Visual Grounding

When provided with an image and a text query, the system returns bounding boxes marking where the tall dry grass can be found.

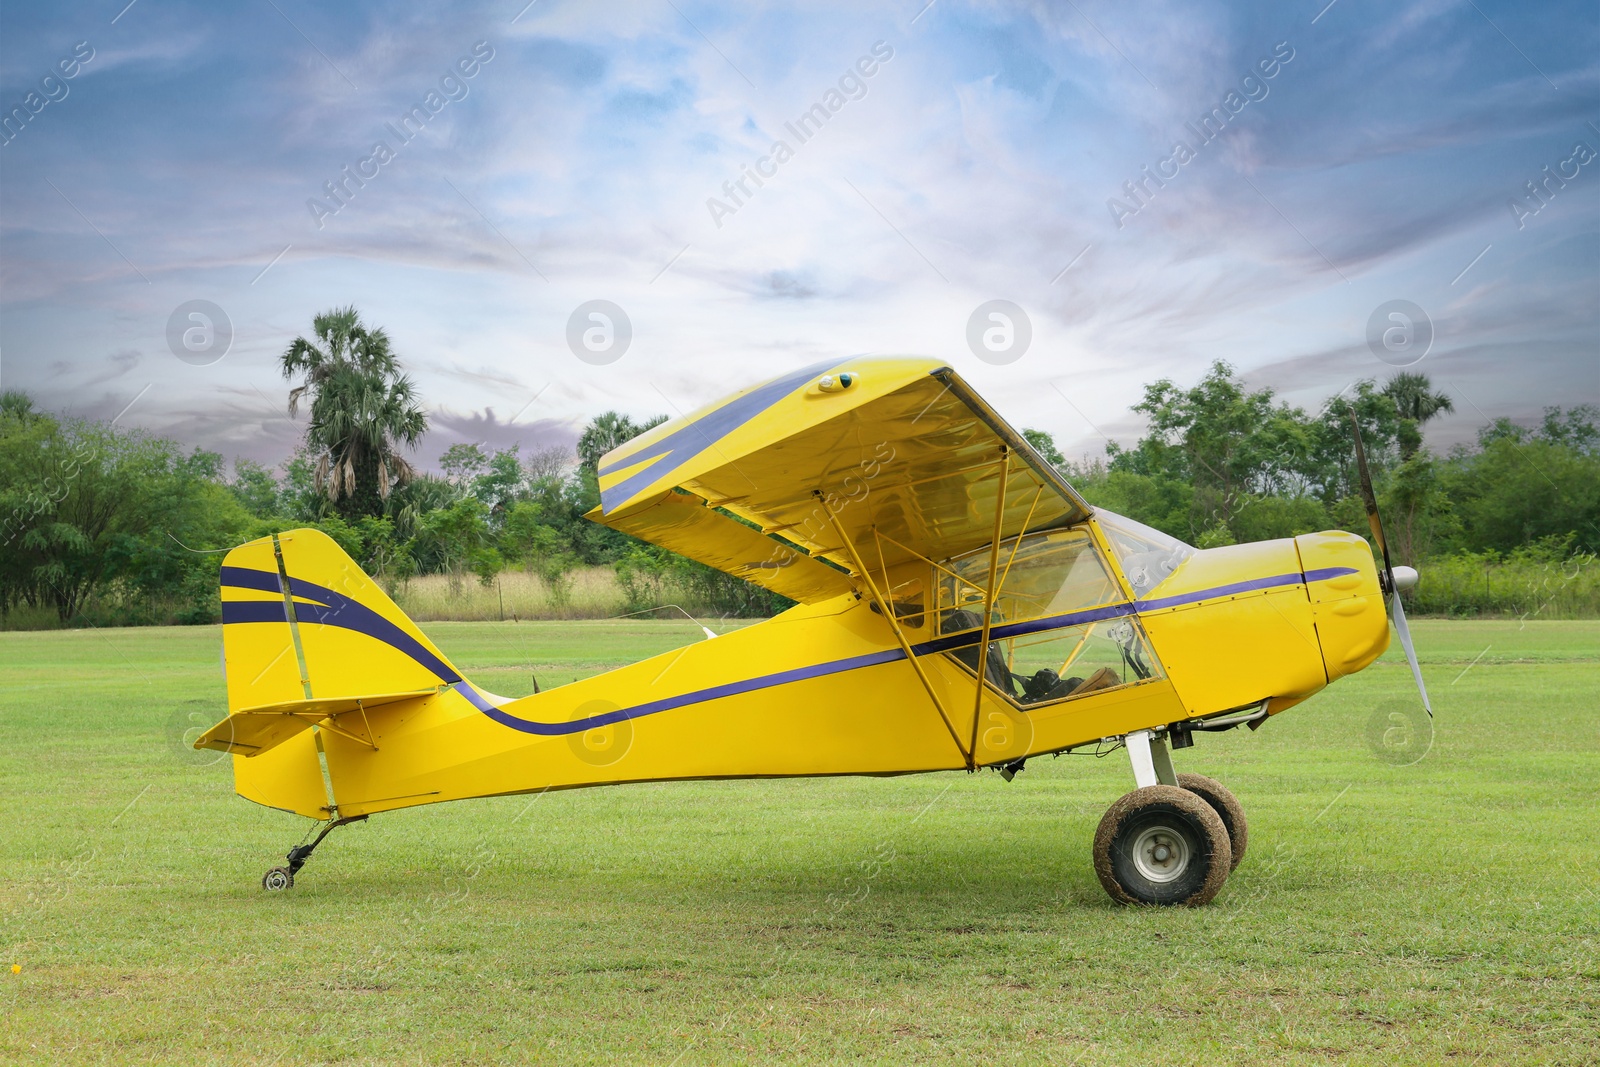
[8,554,1599,630]
[387,567,629,621]
[360,551,1600,623]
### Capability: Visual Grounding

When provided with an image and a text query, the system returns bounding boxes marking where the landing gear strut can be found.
[262,814,367,891]
[1091,729,1247,906]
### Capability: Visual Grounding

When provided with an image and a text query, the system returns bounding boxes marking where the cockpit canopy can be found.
[1094,509,1196,598]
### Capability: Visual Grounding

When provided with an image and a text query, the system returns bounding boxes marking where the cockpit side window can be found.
[933,528,1163,708]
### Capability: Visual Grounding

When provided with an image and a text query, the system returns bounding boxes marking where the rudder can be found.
[199,529,464,816]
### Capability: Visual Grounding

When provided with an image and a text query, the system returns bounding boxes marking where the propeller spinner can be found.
[1349,411,1432,718]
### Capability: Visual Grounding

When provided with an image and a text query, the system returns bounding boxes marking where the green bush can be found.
[1409,543,1600,619]
[614,544,794,619]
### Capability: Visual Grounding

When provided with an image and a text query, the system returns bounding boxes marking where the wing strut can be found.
[967,447,1010,762]
[816,491,973,770]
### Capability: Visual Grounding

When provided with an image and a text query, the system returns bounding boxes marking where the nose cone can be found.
[1295,531,1390,682]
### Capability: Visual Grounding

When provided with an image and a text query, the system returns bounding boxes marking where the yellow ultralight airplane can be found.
[195,357,1429,906]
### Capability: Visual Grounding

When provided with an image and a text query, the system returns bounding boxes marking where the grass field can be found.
[1,618,1595,1065]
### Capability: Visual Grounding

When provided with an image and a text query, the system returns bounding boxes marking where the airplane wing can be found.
[588,358,1091,602]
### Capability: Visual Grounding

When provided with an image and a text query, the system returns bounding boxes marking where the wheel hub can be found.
[1131,825,1191,883]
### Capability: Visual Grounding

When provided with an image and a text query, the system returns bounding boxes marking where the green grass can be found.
[1,618,1595,1065]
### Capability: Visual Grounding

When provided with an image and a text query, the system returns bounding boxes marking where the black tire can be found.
[262,866,293,891]
[1176,772,1248,871]
[1093,785,1232,906]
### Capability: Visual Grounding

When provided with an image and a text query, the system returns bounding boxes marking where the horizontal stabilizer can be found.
[193,689,440,757]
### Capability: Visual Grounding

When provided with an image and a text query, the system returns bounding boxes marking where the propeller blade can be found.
[1390,589,1433,718]
[1351,411,1431,715]
[1348,409,1396,588]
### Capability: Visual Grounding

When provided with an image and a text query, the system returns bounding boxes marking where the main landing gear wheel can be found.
[1093,785,1232,906]
[1176,772,1248,871]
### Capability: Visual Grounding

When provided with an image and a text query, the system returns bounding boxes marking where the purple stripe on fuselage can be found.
[1303,566,1360,584]
[908,603,1138,657]
[455,647,907,735]
[218,564,1360,737]
[1133,568,1356,612]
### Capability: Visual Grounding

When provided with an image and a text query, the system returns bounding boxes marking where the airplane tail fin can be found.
[195,528,462,761]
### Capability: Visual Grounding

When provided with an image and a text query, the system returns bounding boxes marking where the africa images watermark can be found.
[705,40,896,229]
[166,299,234,366]
[0,40,95,147]
[967,299,1031,365]
[1106,41,1296,230]
[566,299,632,365]
[306,41,496,229]
[0,436,99,548]
[1507,137,1595,230]
[758,438,897,567]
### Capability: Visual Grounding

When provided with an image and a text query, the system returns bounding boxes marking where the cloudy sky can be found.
[1,0,1595,472]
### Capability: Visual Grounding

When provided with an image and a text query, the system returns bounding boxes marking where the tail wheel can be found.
[1176,773,1248,871]
[262,866,293,891]
[1093,785,1232,906]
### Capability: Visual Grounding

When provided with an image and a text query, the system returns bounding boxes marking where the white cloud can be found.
[1,0,1595,469]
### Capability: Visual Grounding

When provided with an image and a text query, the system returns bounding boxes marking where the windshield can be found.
[1095,509,1195,598]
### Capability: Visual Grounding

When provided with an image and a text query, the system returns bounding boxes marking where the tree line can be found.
[1057,363,1599,563]
[2,308,1595,628]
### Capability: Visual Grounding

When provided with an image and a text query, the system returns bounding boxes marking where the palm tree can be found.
[1380,372,1454,566]
[280,307,428,520]
[1382,372,1454,459]
[577,411,667,474]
